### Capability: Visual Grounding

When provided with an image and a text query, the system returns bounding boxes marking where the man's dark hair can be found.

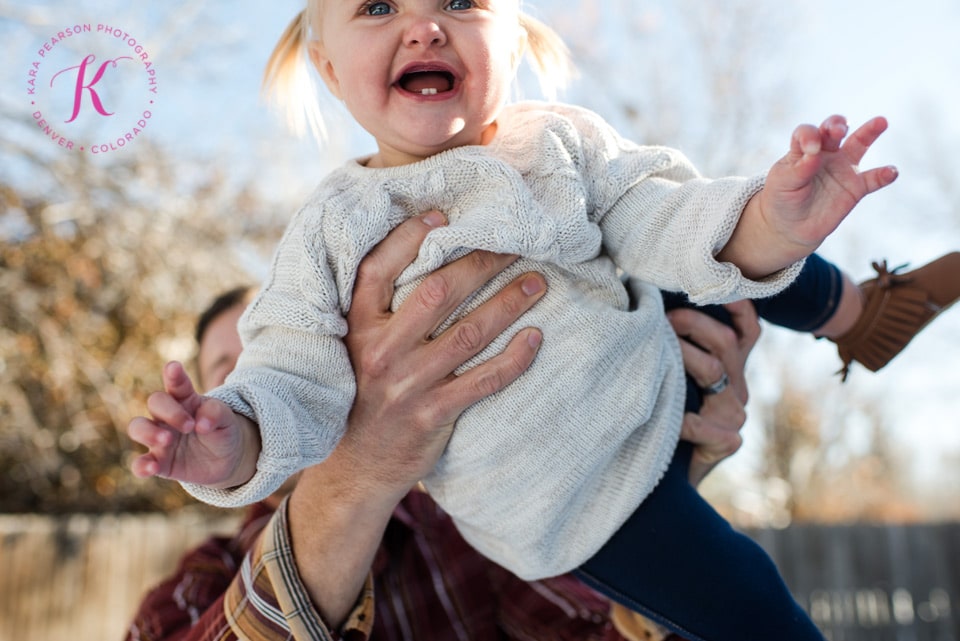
[195,286,252,345]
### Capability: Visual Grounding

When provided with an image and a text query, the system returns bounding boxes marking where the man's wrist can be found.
[287,455,401,628]
[221,497,375,640]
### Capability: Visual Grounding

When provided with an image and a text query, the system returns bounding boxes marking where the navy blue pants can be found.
[574,254,840,641]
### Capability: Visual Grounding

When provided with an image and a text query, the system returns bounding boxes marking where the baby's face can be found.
[309,0,525,166]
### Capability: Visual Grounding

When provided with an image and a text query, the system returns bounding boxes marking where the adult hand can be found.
[341,210,546,497]
[668,300,760,486]
[288,211,545,626]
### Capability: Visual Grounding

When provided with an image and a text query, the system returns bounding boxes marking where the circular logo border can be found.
[26,22,158,154]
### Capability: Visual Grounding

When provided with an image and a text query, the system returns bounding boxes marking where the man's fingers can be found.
[676,338,725,391]
[393,250,521,343]
[716,301,759,403]
[683,392,747,454]
[406,269,546,424]
[667,308,739,363]
[724,300,760,352]
[667,307,737,350]
[668,302,759,404]
[436,327,542,422]
[680,411,743,459]
[682,409,745,487]
[421,272,545,380]
[351,212,447,322]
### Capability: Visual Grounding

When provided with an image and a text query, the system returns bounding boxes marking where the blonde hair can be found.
[262,5,574,142]
[262,11,325,140]
[518,12,574,99]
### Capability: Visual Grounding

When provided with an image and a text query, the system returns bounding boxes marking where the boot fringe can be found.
[835,260,944,381]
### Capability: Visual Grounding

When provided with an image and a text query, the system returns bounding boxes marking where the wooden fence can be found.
[748,522,959,641]
[0,511,241,641]
[1,515,957,641]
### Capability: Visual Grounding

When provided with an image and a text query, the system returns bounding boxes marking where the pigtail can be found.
[519,12,575,101]
[262,10,326,141]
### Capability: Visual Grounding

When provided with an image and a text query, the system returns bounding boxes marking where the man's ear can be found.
[308,39,342,99]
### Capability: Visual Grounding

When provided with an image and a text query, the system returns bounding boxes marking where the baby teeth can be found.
[420,88,438,95]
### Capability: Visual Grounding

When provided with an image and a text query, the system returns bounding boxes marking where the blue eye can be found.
[365,1,392,15]
[447,0,473,10]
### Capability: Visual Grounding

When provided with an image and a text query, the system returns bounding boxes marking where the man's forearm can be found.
[287,449,405,628]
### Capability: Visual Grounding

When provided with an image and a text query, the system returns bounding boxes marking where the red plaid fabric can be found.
[126,492,647,641]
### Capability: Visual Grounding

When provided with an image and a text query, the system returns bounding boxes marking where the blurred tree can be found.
[0,130,284,513]
[758,377,921,524]
[550,0,795,175]
[0,0,297,514]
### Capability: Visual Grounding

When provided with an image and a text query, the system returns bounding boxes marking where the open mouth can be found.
[398,70,455,96]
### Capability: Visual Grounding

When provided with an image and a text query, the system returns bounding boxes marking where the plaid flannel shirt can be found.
[126,491,672,641]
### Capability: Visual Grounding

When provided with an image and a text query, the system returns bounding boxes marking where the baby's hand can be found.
[759,115,898,256]
[128,361,258,488]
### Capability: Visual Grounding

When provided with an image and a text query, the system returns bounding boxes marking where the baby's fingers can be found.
[130,453,161,478]
[127,416,177,477]
[840,116,889,166]
[858,165,899,196]
[163,361,202,411]
[791,123,823,158]
[146,390,196,433]
[818,115,848,152]
[128,415,173,447]
[194,397,239,436]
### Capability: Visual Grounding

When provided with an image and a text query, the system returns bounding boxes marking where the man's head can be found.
[193,286,300,503]
[195,286,253,391]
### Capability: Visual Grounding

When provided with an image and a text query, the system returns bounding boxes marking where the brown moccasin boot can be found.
[832,252,960,380]
[609,602,673,641]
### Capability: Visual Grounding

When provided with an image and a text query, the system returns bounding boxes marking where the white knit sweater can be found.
[183,101,799,579]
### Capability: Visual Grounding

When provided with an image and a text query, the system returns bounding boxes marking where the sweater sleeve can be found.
[555,104,802,304]
[182,202,356,507]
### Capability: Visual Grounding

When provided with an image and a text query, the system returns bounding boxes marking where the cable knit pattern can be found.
[182,101,801,579]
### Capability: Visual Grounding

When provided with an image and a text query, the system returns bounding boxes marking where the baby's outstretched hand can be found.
[760,114,898,254]
[128,361,258,488]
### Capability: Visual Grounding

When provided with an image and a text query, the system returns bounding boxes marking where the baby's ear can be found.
[308,39,342,99]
